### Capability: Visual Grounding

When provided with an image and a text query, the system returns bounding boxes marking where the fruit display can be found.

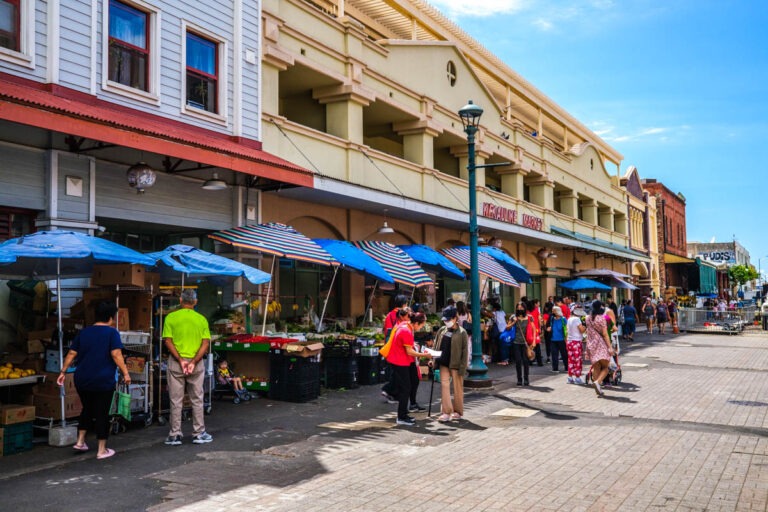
[0,363,36,380]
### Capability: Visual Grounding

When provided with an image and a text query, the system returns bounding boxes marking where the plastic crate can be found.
[322,339,360,358]
[357,355,381,385]
[2,421,34,456]
[324,356,359,389]
[269,350,321,402]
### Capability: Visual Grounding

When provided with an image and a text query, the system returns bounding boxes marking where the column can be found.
[450,145,490,188]
[393,120,442,168]
[599,206,614,231]
[581,199,598,225]
[528,178,555,210]
[313,84,375,144]
[558,191,579,218]
[496,165,528,200]
[261,13,294,116]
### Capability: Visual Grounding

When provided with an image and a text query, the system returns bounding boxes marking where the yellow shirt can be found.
[162,308,210,358]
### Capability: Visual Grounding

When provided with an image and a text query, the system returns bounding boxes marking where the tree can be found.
[728,264,759,288]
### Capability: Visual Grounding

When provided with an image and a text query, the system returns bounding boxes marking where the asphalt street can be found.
[1,326,767,512]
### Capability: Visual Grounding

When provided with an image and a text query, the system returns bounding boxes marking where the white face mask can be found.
[444,320,456,328]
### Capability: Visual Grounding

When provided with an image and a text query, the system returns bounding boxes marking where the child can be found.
[216,360,248,398]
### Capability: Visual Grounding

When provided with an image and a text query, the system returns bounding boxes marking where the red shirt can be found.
[387,324,414,366]
[560,304,571,320]
[384,309,399,331]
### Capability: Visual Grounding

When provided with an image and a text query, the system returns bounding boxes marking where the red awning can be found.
[0,74,313,188]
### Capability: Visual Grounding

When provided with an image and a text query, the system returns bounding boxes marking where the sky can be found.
[429,0,768,273]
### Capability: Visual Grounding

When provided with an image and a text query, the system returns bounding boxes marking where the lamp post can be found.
[459,100,490,385]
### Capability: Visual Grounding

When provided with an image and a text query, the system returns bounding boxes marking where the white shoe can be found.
[566,377,575,384]
[574,377,585,385]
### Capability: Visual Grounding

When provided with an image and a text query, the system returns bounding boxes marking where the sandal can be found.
[96,448,115,460]
[450,413,462,420]
[436,413,451,422]
[73,443,89,452]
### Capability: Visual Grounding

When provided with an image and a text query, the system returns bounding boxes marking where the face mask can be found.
[516,310,525,317]
[444,320,455,328]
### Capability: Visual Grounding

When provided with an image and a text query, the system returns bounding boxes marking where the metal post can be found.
[465,119,489,384]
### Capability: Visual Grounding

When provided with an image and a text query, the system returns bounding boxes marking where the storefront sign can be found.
[520,213,543,231]
[698,251,735,264]
[482,203,517,223]
[481,203,544,231]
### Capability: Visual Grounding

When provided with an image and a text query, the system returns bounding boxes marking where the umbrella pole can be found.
[409,286,416,305]
[317,266,338,332]
[363,280,378,327]
[56,259,66,427]
[261,255,276,336]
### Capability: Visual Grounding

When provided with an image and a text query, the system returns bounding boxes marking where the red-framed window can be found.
[0,0,21,52]
[108,0,149,91]
[0,207,35,242]
[186,32,218,113]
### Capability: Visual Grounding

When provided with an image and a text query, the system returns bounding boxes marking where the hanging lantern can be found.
[126,162,157,194]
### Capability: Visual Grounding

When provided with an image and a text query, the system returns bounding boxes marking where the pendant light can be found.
[202,171,227,191]
[126,162,157,194]
[377,209,394,234]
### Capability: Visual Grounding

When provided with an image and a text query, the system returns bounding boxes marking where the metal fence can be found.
[677,306,758,335]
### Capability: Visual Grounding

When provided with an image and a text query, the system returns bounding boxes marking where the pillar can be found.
[313,84,375,144]
[261,12,294,116]
[393,120,442,168]
[451,145,490,188]
[528,178,555,210]
[559,191,579,218]
[496,165,528,200]
[581,199,598,225]
[599,206,614,231]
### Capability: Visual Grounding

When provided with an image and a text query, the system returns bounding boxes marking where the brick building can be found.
[642,179,688,296]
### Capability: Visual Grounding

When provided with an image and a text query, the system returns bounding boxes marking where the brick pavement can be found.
[160,331,768,512]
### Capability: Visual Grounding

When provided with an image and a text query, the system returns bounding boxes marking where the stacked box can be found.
[268,350,320,402]
[324,356,359,389]
[357,354,381,385]
[0,421,34,456]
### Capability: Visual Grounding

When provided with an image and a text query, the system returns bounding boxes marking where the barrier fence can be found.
[676,306,758,335]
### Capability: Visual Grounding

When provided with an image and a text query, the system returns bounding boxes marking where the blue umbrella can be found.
[0,249,16,263]
[560,278,612,291]
[147,244,271,285]
[314,239,394,283]
[477,246,531,284]
[0,231,157,427]
[398,244,465,280]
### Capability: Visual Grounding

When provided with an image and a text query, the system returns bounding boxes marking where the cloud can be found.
[532,18,554,31]
[428,0,528,18]
[588,122,673,143]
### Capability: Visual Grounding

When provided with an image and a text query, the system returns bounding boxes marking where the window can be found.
[0,0,20,52]
[186,32,218,113]
[0,208,35,242]
[108,0,149,91]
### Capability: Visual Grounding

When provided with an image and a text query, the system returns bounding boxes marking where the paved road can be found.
[1,328,767,511]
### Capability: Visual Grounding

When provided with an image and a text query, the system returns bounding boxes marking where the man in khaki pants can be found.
[163,289,212,445]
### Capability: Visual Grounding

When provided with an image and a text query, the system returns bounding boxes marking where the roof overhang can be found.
[664,253,696,264]
[0,73,313,188]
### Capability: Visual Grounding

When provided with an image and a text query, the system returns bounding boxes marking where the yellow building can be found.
[258,0,653,317]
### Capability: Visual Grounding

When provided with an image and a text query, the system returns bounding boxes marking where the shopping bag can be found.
[378,328,396,358]
[110,388,132,421]
[608,356,618,372]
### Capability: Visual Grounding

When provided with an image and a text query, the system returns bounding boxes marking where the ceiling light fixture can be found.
[377,209,394,235]
[202,172,228,191]
[126,162,157,194]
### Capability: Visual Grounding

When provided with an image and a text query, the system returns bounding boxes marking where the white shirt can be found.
[494,310,507,332]
[567,316,584,341]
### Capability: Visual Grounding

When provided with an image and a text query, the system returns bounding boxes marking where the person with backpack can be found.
[546,306,568,373]
[656,300,669,334]
[386,312,432,426]
[381,295,408,403]
[510,305,535,386]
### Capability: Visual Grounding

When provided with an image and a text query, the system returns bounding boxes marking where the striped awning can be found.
[209,223,338,266]
[353,241,432,288]
[442,247,519,287]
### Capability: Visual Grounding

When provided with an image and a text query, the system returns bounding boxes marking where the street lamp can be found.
[459,100,490,385]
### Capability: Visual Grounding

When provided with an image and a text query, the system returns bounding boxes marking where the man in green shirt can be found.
[163,289,212,445]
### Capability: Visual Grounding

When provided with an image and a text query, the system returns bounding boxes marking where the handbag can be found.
[110,385,132,421]
[525,343,534,360]
[378,325,399,358]
[609,356,618,371]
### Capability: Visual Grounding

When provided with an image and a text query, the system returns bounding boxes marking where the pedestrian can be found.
[381,295,408,403]
[656,299,669,334]
[668,299,678,332]
[433,306,469,422]
[485,302,506,362]
[555,296,570,320]
[57,301,131,460]
[163,288,213,445]
[456,300,472,365]
[542,301,553,364]
[527,300,544,366]
[566,306,586,384]
[585,300,615,397]
[510,305,535,386]
[386,311,432,426]
[622,300,639,340]
[546,305,568,373]
[642,297,656,334]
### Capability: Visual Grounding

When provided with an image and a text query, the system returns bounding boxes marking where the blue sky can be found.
[430,0,768,273]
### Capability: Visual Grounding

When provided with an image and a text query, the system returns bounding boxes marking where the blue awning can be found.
[398,245,465,280]
[477,246,531,284]
[314,239,394,284]
[147,244,271,285]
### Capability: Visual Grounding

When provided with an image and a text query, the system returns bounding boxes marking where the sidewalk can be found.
[2,328,767,511]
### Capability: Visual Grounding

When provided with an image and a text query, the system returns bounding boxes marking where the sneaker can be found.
[574,377,585,385]
[593,381,603,397]
[566,376,575,384]
[381,391,397,404]
[409,403,426,412]
[396,417,416,426]
[192,432,213,444]
[164,435,182,446]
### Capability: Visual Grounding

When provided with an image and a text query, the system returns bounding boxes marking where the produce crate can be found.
[268,350,320,402]
[322,339,360,358]
[324,355,359,389]
[357,354,382,385]
[1,421,34,456]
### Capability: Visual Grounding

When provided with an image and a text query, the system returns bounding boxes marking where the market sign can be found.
[481,203,543,231]
[698,251,735,264]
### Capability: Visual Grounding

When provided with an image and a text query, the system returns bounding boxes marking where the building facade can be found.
[642,179,688,297]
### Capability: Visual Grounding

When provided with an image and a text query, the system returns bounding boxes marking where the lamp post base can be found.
[464,376,494,389]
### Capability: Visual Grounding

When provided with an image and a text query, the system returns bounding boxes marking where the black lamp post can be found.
[459,100,491,384]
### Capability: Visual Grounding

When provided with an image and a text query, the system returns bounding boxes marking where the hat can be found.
[552,306,562,316]
[441,306,457,322]
[572,307,586,316]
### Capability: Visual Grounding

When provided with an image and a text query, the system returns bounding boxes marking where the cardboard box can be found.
[120,291,152,331]
[26,339,45,354]
[91,264,147,287]
[125,356,146,373]
[0,405,36,425]
[144,272,160,291]
[69,299,85,319]
[117,308,130,332]
[83,288,118,325]
[33,393,82,419]
[226,352,270,382]
[284,342,324,358]
[35,371,76,394]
